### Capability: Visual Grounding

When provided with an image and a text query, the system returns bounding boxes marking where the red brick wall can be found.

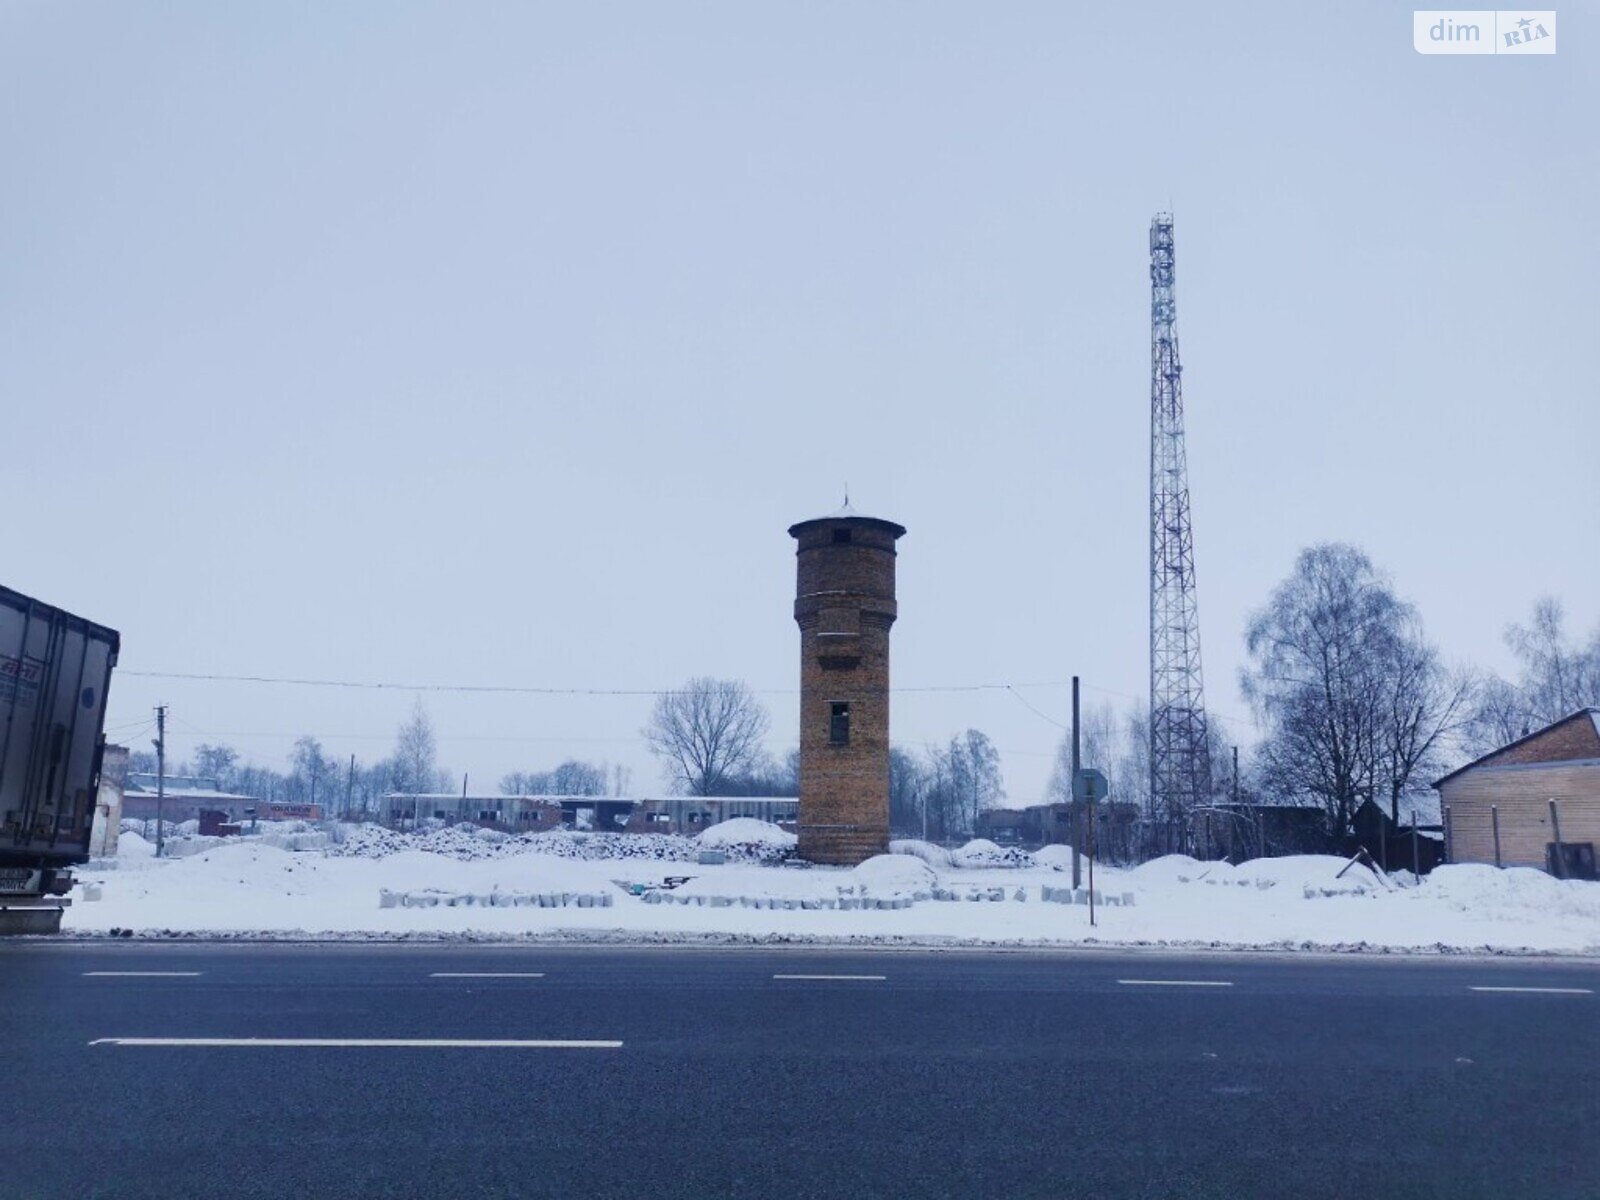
[792,518,902,865]
[1479,713,1600,770]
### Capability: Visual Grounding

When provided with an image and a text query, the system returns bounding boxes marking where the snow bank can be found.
[1126,855,1208,886]
[1421,864,1600,922]
[1234,855,1385,896]
[59,836,1600,954]
[698,818,796,849]
[889,839,955,869]
[1031,845,1075,871]
[853,854,938,894]
[952,839,1035,869]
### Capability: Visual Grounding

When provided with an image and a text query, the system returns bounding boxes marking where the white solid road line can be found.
[1469,986,1594,995]
[772,974,887,981]
[82,971,202,977]
[1117,979,1234,987]
[90,1038,622,1049]
[429,972,546,978]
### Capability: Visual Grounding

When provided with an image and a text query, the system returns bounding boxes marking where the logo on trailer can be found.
[0,654,43,706]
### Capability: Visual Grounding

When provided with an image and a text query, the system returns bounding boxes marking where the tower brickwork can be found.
[788,506,906,866]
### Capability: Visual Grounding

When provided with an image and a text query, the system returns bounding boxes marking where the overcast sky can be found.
[4,1,1595,802]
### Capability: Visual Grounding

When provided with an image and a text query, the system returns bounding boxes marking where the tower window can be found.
[832,529,852,544]
[829,702,851,745]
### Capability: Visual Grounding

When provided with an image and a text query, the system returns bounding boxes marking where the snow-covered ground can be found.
[63,824,1600,954]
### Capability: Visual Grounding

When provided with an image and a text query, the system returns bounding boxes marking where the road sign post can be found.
[1073,769,1109,927]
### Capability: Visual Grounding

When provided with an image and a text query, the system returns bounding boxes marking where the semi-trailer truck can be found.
[0,585,120,934]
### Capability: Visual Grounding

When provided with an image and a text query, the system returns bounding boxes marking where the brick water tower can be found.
[789,502,906,865]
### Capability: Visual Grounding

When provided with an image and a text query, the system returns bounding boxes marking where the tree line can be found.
[1025,543,1598,846]
[122,543,1596,847]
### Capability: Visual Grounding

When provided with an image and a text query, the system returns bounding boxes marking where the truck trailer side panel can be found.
[0,586,120,887]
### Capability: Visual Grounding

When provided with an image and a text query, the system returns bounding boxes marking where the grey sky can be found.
[4,1,1595,802]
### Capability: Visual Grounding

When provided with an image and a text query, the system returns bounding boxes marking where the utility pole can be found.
[1231,744,1241,861]
[153,705,167,858]
[344,754,356,821]
[1071,676,1082,890]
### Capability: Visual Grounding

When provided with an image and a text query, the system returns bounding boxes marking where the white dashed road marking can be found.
[83,971,202,977]
[429,972,546,978]
[772,974,886,981]
[1469,986,1592,995]
[90,1038,621,1049]
[1118,979,1233,988]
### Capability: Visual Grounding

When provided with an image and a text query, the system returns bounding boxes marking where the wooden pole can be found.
[1491,805,1502,868]
[153,706,167,858]
[1071,676,1081,890]
[1549,799,1566,878]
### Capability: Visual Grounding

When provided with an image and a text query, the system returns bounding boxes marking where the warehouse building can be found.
[379,793,796,836]
[1434,708,1600,878]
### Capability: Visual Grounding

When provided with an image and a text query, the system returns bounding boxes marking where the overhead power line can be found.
[117,669,1080,699]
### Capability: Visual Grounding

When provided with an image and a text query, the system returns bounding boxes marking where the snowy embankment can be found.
[65,825,1600,954]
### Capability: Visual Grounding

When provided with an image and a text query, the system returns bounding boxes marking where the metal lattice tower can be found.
[1148,213,1212,846]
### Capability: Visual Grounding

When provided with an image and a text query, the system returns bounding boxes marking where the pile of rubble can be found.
[330,822,792,866]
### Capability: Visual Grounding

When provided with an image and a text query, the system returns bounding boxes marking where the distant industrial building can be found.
[1435,708,1600,878]
[977,801,1141,857]
[379,793,797,836]
[120,774,262,823]
[120,775,320,824]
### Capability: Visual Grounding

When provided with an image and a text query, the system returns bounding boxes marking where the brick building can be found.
[1435,708,1600,876]
[120,774,259,823]
[789,503,906,865]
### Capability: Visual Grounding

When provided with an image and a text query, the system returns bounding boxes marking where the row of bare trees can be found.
[1237,543,1595,841]
[1026,544,1596,850]
[132,698,454,817]
[1241,544,1472,838]
[887,731,1005,841]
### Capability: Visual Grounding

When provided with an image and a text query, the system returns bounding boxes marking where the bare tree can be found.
[643,677,771,796]
[920,742,958,840]
[394,698,441,795]
[1463,598,1600,755]
[191,743,239,788]
[1508,598,1600,721]
[500,771,535,796]
[1045,703,1123,804]
[889,746,928,838]
[549,760,608,795]
[1243,544,1458,840]
[1376,629,1472,822]
[946,729,1004,834]
[1462,675,1526,754]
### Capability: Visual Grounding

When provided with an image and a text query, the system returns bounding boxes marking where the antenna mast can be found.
[1148,213,1212,853]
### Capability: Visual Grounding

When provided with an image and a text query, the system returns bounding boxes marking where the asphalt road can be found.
[2,944,1596,1200]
